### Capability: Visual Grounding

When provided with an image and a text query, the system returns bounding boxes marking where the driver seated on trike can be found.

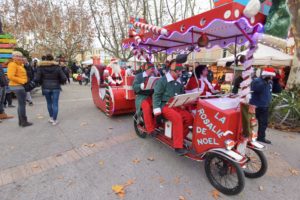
[133,62,157,135]
[153,59,193,156]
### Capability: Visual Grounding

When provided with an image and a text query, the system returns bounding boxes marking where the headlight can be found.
[224,139,235,151]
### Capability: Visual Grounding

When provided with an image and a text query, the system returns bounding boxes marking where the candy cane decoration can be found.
[239,40,259,102]
[134,22,169,36]
[131,47,152,62]
[131,30,142,44]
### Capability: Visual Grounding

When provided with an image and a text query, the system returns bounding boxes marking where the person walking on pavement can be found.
[83,67,90,86]
[250,67,276,144]
[153,59,194,156]
[7,51,32,127]
[0,63,14,122]
[60,60,71,84]
[24,58,34,106]
[35,54,67,125]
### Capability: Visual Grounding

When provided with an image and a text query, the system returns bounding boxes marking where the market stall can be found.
[217,44,293,66]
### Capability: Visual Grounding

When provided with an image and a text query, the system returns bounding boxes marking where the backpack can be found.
[23,64,36,92]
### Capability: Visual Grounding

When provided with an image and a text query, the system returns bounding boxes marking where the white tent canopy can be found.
[81,59,93,65]
[217,44,293,67]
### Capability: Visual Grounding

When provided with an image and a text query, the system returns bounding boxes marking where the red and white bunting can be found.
[134,22,169,36]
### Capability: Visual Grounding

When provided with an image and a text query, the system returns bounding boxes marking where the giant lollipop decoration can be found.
[0,19,16,68]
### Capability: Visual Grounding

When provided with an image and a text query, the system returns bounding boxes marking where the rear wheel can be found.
[133,113,147,138]
[244,148,268,178]
[205,153,245,195]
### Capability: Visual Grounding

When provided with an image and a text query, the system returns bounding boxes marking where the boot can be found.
[19,116,33,127]
[0,113,14,120]
[20,121,33,127]
[18,115,22,126]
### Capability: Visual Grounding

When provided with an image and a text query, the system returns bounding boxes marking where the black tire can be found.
[244,148,268,178]
[133,113,147,138]
[205,153,245,195]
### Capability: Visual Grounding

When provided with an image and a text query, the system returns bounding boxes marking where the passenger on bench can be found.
[153,59,194,156]
[133,62,157,135]
[185,65,219,96]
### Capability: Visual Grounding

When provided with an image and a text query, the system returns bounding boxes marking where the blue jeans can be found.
[43,89,60,120]
[10,86,27,124]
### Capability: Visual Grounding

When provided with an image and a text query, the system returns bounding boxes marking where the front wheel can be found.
[205,153,245,195]
[133,113,147,138]
[244,147,268,178]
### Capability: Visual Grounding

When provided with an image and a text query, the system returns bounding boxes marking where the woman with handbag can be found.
[35,54,67,125]
[7,51,33,127]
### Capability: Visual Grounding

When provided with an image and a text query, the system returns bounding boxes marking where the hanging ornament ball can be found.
[197,34,209,47]
[237,55,246,64]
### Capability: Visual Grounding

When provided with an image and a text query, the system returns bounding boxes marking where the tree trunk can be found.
[287,0,300,87]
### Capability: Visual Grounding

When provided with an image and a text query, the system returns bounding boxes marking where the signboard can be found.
[192,98,241,153]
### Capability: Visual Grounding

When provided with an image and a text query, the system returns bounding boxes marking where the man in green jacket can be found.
[153,60,194,156]
[133,62,157,134]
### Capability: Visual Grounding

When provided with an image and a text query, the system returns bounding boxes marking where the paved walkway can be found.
[0,83,299,200]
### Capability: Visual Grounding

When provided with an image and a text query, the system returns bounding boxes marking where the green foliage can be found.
[269,86,300,128]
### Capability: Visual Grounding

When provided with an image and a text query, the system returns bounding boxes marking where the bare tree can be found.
[287,0,300,87]
[0,0,94,61]
[88,0,132,60]
[88,0,211,61]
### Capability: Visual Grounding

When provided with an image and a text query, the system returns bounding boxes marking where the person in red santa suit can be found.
[185,65,219,96]
[153,60,194,156]
[120,66,126,77]
[104,59,123,86]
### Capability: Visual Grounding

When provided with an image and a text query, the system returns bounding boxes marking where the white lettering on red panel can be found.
[197,108,226,138]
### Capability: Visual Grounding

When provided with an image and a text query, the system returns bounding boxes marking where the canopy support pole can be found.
[134,55,136,71]
[231,36,238,93]
[234,22,254,44]
[191,28,200,92]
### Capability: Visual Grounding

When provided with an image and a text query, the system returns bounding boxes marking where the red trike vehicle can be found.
[122,1,277,195]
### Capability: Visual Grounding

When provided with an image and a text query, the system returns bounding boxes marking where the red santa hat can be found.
[261,67,276,77]
[175,63,184,71]
[143,62,155,71]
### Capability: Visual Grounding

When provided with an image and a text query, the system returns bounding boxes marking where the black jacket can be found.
[36,61,67,90]
[24,63,34,81]
[0,65,8,87]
